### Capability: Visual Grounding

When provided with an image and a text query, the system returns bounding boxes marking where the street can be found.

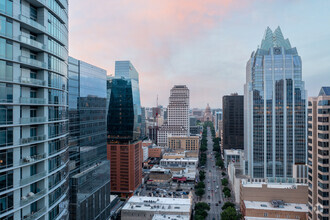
[202,127,224,220]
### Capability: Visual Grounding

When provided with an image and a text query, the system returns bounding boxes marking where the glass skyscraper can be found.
[0,0,69,219]
[107,61,142,142]
[244,27,307,180]
[68,57,111,220]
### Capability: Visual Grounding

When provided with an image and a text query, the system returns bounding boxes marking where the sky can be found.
[69,0,330,108]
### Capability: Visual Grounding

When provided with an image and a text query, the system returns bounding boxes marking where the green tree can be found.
[195,188,205,198]
[194,214,205,220]
[221,202,235,210]
[216,159,224,169]
[224,190,231,198]
[221,207,241,220]
[195,209,208,218]
[195,202,210,211]
[221,178,228,186]
[199,170,206,181]
[196,181,205,189]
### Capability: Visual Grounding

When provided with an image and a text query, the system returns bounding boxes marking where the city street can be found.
[202,127,224,220]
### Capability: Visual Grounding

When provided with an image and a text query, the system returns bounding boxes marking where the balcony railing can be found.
[23,206,47,220]
[20,153,47,165]
[19,35,45,50]
[19,56,46,68]
[20,117,47,124]
[19,14,46,32]
[20,97,46,105]
[20,171,47,186]
[20,76,46,86]
[20,189,47,206]
[20,135,46,145]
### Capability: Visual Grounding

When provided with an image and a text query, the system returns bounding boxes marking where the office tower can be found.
[307,87,330,220]
[203,104,212,122]
[244,27,307,180]
[0,0,69,219]
[168,85,190,131]
[107,61,142,196]
[157,85,190,146]
[215,110,222,135]
[68,57,111,220]
[223,94,244,150]
[141,107,146,138]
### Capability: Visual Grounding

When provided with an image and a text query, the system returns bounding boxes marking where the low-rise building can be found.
[149,166,172,183]
[121,196,192,220]
[142,146,149,162]
[157,125,188,147]
[152,214,189,220]
[160,158,198,168]
[163,152,185,159]
[224,149,244,168]
[148,145,163,158]
[167,135,200,152]
[242,200,308,220]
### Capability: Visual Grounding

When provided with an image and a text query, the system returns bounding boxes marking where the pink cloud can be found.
[69,0,251,107]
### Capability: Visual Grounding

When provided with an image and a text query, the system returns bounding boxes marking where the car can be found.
[208,187,211,191]
[208,203,211,206]
[216,185,219,189]
[208,195,210,199]
[219,200,221,204]
[215,189,217,192]
[216,203,219,206]
[213,180,216,182]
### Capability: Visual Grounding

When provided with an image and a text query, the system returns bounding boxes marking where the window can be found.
[30,5,37,21]
[0,61,13,81]
[0,0,13,16]
[264,213,268,217]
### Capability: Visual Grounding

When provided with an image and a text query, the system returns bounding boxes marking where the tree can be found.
[216,159,224,169]
[196,181,205,189]
[222,202,235,210]
[221,207,241,220]
[195,202,210,211]
[199,170,206,181]
[223,187,231,198]
[222,178,228,186]
[222,172,226,176]
[194,214,205,220]
[195,209,208,218]
[195,188,205,198]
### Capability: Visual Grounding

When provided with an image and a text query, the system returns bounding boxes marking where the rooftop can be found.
[152,214,190,220]
[319,86,330,96]
[243,200,308,212]
[160,158,198,162]
[224,149,243,155]
[241,180,306,189]
[122,196,191,213]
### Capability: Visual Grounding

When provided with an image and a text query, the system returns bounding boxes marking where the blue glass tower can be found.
[244,27,307,180]
[107,61,142,142]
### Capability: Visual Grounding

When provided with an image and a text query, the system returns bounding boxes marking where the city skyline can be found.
[69,0,330,108]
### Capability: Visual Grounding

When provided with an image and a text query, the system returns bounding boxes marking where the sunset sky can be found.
[69,0,330,108]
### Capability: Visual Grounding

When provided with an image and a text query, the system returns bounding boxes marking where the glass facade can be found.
[107,61,142,142]
[0,0,69,219]
[68,57,111,220]
[244,27,307,180]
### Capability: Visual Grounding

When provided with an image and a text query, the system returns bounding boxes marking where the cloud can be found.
[69,0,251,107]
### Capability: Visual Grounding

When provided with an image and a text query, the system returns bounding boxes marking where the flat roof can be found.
[122,196,191,213]
[152,214,190,220]
[245,217,297,220]
[160,158,198,162]
[241,180,307,189]
[224,149,242,155]
[243,201,308,212]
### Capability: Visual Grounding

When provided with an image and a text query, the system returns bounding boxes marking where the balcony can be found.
[20,76,46,86]
[20,117,47,124]
[19,14,45,32]
[19,56,46,69]
[20,171,47,186]
[20,97,46,105]
[23,207,47,220]
[20,189,47,206]
[20,153,47,165]
[20,135,46,145]
[19,35,45,50]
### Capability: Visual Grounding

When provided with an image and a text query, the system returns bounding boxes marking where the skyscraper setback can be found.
[244,27,307,180]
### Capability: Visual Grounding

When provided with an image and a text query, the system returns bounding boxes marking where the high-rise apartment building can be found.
[0,0,69,219]
[223,94,244,150]
[244,27,307,180]
[68,57,111,220]
[107,61,142,196]
[307,87,330,220]
[157,85,190,146]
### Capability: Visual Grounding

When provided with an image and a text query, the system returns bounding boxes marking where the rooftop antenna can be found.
[157,94,158,107]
